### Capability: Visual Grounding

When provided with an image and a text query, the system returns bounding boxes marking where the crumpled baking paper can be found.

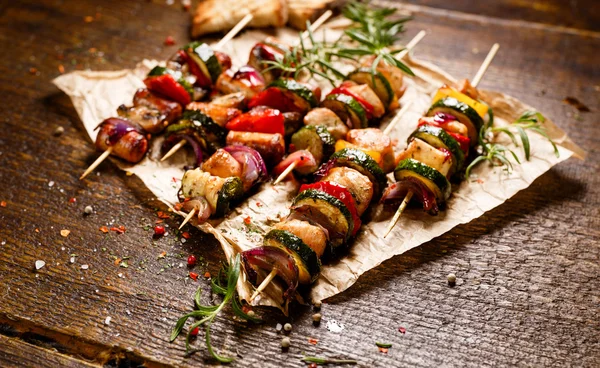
[54,28,585,314]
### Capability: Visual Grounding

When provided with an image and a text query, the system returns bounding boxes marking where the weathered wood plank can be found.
[0,0,598,367]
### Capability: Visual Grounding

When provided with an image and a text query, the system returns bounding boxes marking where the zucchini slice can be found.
[427,97,483,145]
[264,229,321,284]
[321,94,368,129]
[184,42,222,83]
[394,158,451,203]
[290,125,335,167]
[409,125,465,174]
[347,68,395,109]
[328,148,387,201]
[214,177,244,217]
[291,189,353,248]
[165,110,227,153]
[268,79,318,110]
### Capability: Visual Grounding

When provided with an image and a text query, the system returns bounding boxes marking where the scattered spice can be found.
[301,356,357,365]
[284,323,292,332]
[53,126,64,136]
[114,258,122,265]
[1,201,6,207]
[81,264,89,270]
[164,36,175,46]
[58,64,65,74]
[69,197,77,203]
[256,202,262,207]
[447,273,456,286]
[189,272,199,281]
[29,67,38,75]
[104,316,111,325]
[99,226,109,233]
[313,300,322,310]
[157,211,170,219]
[309,364,318,368]
[174,202,183,211]
[155,219,163,224]
[190,326,199,336]
[398,327,406,334]
[35,228,39,233]
[308,338,318,345]
[154,225,165,236]
[281,337,291,349]
[60,229,70,237]
[378,347,389,354]
[243,216,251,225]
[312,313,321,324]
[187,254,197,266]
[181,232,191,239]
[84,15,94,23]
[158,251,167,259]
[563,97,590,112]
[35,260,45,270]
[84,205,93,215]
[204,271,211,278]
[110,225,126,234]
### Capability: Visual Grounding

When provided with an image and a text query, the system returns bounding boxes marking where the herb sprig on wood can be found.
[170,254,260,363]
[465,110,559,178]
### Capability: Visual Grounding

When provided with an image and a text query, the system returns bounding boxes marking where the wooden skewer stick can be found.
[396,30,427,60]
[215,14,254,50]
[273,161,297,184]
[384,43,501,237]
[179,208,197,230]
[298,10,333,44]
[80,147,113,180]
[160,139,187,162]
[383,101,413,136]
[249,268,278,302]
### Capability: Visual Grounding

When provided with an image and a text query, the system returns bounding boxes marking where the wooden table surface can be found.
[1,0,598,367]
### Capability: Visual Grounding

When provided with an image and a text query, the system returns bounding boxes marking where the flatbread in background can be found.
[192,0,288,38]
[53,27,584,315]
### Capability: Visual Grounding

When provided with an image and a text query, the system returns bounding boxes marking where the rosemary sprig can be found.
[302,356,358,365]
[170,254,260,363]
[465,109,559,178]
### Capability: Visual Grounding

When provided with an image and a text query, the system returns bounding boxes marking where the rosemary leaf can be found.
[302,356,358,365]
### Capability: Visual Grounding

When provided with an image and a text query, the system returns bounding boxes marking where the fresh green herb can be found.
[301,356,358,365]
[170,254,260,363]
[465,109,559,178]
[375,342,392,348]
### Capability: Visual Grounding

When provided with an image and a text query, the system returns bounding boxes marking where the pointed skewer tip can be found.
[179,208,197,230]
[249,268,278,302]
[273,161,297,185]
[80,147,113,180]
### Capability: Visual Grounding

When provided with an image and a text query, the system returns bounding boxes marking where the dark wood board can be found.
[0,0,598,367]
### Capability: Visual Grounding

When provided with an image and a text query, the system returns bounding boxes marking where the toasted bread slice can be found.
[286,0,340,30]
[192,0,289,38]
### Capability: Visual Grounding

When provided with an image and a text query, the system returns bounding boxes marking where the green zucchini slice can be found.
[394,158,451,203]
[264,229,321,284]
[214,177,243,217]
[185,42,222,83]
[328,148,387,201]
[427,97,483,145]
[347,68,395,109]
[165,110,227,153]
[321,94,368,129]
[268,79,318,110]
[409,125,465,174]
[290,125,335,168]
[291,189,353,248]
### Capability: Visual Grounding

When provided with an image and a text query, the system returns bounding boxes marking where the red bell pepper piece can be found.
[299,181,362,236]
[448,132,470,155]
[225,107,285,135]
[178,50,212,88]
[143,74,191,106]
[329,84,375,118]
[248,87,303,113]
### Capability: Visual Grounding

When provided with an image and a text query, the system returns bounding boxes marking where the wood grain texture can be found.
[0,0,598,367]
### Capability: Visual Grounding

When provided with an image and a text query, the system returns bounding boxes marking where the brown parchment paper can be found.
[53,28,585,314]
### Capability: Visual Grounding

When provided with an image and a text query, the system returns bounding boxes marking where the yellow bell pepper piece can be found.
[432,85,488,118]
[335,140,383,167]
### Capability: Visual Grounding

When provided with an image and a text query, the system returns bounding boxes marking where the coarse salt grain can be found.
[104,316,111,325]
[81,264,89,270]
[35,260,45,270]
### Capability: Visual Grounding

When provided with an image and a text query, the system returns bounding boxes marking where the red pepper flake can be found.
[243,216,251,225]
[189,272,199,281]
[476,178,484,184]
[155,219,164,224]
[204,271,211,278]
[99,226,109,233]
[88,47,97,54]
[309,364,317,368]
[171,176,179,183]
[95,12,101,20]
[114,258,122,266]
[158,251,167,259]
[187,254,196,266]
[183,197,191,202]
[110,225,126,234]
[84,15,94,23]
[182,232,191,239]
[0,201,6,207]
[398,326,406,334]
[378,347,389,354]
[154,225,165,236]
[157,211,170,219]
[69,197,77,203]
[308,338,318,345]
[58,64,65,74]
[35,228,40,233]
[242,305,251,314]
[164,36,175,46]
[256,202,262,207]
[174,203,183,211]
[190,326,199,336]
[29,67,38,75]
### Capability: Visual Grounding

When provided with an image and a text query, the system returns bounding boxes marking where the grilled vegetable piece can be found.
[225,106,285,135]
[215,66,266,99]
[94,118,148,163]
[409,125,465,175]
[291,189,354,247]
[320,167,373,216]
[283,111,303,137]
[303,107,349,141]
[273,219,327,258]
[272,150,318,177]
[211,92,246,109]
[458,79,479,100]
[321,93,368,129]
[180,197,212,224]
[290,125,335,166]
[394,158,451,206]
[202,149,242,179]
[144,67,192,106]
[317,148,387,201]
[223,145,268,191]
[363,56,405,104]
[186,101,241,127]
[346,128,395,173]
[226,131,285,167]
[347,68,395,110]
[427,97,484,145]
[248,40,289,83]
[180,168,243,217]
[331,81,385,119]
[241,246,299,301]
[249,79,319,114]
[264,229,321,284]
[163,110,227,158]
[396,139,452,178]
[418,114,471,154]
[432,85,487,119]
[118,88,182,134]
